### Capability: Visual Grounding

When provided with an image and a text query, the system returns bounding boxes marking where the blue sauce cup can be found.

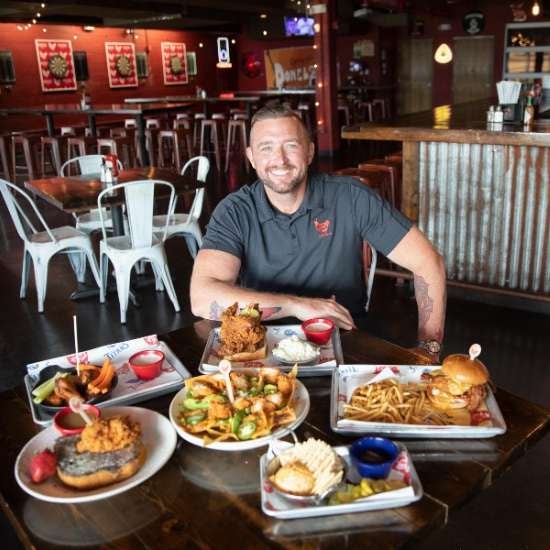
[350,437,399,479]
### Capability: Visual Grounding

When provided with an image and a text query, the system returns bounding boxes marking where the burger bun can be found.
[442,354,489,386]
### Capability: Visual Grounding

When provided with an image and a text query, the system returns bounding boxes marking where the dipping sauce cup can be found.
[53,404,101,436]
[128,350,165,380]
[350,436,399,479]
[301,318,335,345]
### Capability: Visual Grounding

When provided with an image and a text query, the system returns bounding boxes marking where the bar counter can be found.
[342,100,550,302]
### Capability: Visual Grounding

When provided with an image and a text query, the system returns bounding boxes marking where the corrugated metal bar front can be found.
[417,141,550,295]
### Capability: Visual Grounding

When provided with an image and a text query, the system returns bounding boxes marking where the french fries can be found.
[343,379,450,425]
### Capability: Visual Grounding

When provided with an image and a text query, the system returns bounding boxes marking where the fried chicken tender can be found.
[218,303,266,356]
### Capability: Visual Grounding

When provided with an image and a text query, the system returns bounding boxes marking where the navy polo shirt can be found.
[201,173,413,315]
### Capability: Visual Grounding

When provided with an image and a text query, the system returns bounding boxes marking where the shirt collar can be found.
[256,173,325,224]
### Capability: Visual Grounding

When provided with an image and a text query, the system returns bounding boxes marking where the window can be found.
[0,51,15,84]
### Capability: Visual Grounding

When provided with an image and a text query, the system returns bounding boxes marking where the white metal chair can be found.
[60,155,124,234]
[152,156,210,258]
[98,179,180,324]
[0,178,101,313]
[363,242,378,312]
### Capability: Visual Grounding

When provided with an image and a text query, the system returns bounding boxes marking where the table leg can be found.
[88,114,97,137]
[137,115,149,165]
[45,114,55,137]
[110,205,125,236]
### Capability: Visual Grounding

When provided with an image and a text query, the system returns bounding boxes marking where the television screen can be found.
[284,16,315,37]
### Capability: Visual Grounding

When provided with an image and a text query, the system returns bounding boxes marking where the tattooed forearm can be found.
[209,301,224,320]
[261,307,282,319]
[414,274,434,339]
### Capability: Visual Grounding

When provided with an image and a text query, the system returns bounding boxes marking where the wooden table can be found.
[1,322,548,549]
[0,103,192,164]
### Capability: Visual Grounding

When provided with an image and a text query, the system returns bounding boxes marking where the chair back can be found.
[60,155,124,176]
[97,179,175,246]
[0,179,55,243]
[175,156,210,222]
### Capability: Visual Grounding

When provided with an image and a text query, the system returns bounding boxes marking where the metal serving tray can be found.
[260,442,422,519]
[330,365,507,439]
[25,336,190,428]
[198,324,344,377]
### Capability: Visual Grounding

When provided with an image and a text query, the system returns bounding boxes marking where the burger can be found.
[427,350,489,412]
[218,303,267,361]
[55,415,146,490]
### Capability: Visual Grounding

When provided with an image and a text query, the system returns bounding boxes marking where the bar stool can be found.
[66,136,97,160]
[372,99,387,120]
[358,162,398,209]
[110,128,127,138]
[40,136,62,176]
[97,137,136,168]
[193,113,206,149]
[199,115,226,173]
[157,128,193,173]
[146,118,160,130]
[337,103,351,127]
[360,102,374,123]
[332,168,391,204]
[225,118,249,173]
[0,136,10,180]
[11,134,40,181]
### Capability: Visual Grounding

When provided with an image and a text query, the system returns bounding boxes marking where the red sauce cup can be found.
[128,350,165,380]
[53,404,101,436]
[301,318,335,345]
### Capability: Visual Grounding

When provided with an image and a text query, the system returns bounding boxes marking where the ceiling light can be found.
[434,43,453,64]
[17,25,23,30]
[532,1,541,15]
[199,42,204,48]
[42,27,47,32]
[262,30,267,36]
[36,12,41,17]
[231,39,236,44]
[83,25,95,32]
[32,19,37,24]
[41,2,46,7]
[260,13,267,19]
[73,34,78,39]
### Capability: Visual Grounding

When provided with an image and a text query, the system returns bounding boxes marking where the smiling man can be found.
[190,102,447,359]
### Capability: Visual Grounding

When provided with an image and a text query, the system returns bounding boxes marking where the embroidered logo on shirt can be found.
[313,218,332,238]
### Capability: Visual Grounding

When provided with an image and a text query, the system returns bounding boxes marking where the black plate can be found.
[33,364,118,414]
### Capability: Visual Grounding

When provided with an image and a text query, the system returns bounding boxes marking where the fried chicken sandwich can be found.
[218,303,267,361]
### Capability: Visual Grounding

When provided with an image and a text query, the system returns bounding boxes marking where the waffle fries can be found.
[344,379,450,425]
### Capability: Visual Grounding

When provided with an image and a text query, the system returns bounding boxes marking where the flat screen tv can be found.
[284,16,315,37]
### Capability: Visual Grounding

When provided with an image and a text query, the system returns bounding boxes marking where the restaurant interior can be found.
[0,0,549,548]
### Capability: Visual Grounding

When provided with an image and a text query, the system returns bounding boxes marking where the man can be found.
[190,103,446,359]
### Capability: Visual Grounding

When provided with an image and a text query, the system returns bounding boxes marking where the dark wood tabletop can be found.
[124,96,261,104]
[0,102,193,116]
[342,99,550,147]
[0,321,548,549]
[25,167,204,214]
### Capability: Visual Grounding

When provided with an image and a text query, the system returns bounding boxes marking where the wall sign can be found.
[161,42,188,85]
[353,39,375,58]
[35,39,77,92]
[463,11,485,35]
[264,46,316,89]
[217,37,232,68]
[105,42,138,88]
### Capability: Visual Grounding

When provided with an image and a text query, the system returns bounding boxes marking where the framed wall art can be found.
[105,42,138,88]
[35,39,77,92]
[161,42,188,85]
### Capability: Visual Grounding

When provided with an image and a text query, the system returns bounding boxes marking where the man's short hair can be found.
[250,100,310,139]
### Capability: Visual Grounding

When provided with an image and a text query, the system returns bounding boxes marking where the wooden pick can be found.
[218,359,235,404]
[469,343,482,361]
[68,397,93,426]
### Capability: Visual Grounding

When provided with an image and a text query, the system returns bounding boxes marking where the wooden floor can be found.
[1,147,549,549]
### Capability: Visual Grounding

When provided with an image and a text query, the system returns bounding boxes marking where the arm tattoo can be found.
[414,274,433,339]
[261,307,282,320]
[209,301,224,320]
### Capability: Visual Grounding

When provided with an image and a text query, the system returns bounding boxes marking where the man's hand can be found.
[289,296,356,330]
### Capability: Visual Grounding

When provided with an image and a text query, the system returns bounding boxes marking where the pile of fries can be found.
[343,379,450,425]
[179,367,298,444]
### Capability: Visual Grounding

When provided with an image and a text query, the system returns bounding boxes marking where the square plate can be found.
[198,325,344,377]
[260,442,422,519]
[25,335,190,427]
[330,365,507,439]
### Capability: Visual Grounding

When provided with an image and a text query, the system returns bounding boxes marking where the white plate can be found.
[330,365,507,439]
[260,442,423,519]
[169,379,310,451]
[15,406,177,504]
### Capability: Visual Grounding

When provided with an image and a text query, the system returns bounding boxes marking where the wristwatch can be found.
[418,340,442,356]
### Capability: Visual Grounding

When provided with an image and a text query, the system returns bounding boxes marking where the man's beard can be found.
[259,165,306,194]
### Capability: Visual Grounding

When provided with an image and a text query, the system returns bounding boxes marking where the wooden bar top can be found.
[342,99,550,147]
[1,322,548,549]
[0,103,192,116]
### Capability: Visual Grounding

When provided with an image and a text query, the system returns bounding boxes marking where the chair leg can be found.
[113,264,132,324]
[150,261,165,292]
[67,250,86,283]
[156,256,180,312]
[32,255,50,313]
[20,250,30,298]
[183,235,199,258]
[99,252,109,303]
[84,247,101,288]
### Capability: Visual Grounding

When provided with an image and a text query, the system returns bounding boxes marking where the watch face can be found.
[425,340,441,354]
